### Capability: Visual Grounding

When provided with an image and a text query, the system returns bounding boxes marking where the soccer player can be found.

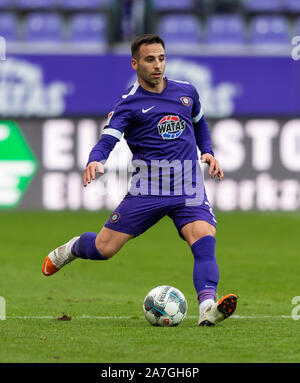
[42,34,237,326]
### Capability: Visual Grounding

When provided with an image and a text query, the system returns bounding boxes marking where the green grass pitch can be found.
[0,210,300,363]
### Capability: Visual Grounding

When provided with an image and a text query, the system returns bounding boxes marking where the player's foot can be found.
[198,294,237,327]
[42,236,79,276]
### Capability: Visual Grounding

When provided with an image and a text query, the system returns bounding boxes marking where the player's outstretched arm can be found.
[83,134,119,187]
[83,161,104,187]
[201,153,224,181]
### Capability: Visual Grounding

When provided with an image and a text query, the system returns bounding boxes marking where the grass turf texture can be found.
[0,210,300,363]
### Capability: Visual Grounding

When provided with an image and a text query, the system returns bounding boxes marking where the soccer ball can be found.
[143,285,187,327]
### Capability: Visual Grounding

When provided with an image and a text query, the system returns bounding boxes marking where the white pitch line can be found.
[231,315,292,319]
[4,315,293,320]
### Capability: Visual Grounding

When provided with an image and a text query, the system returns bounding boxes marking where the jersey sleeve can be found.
[86,134,119,166]
[190,84,214,156]
[102,97,132,140]
[191,84,204,123]
[86,96,132,166]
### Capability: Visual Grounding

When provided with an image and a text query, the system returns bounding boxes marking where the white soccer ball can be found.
[143,285,188,327]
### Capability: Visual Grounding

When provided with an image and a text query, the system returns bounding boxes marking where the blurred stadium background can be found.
[0,0,299,213]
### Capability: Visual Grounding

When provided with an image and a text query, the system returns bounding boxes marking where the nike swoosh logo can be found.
[142,106,155,113]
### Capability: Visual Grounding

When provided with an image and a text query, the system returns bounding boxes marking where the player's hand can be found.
[201,153,224,181]
[83,161,104,187]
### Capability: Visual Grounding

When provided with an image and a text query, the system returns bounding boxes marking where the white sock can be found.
[199,299,215,317]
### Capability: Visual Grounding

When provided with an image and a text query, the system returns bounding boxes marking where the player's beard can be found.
[137,65,164,89]
[142,72,164,88]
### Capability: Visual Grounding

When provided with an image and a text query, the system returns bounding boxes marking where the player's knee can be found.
[95,227,133,259]
[192,229,216,245]
[101,248,116,259]
[95,239,117,259]
[199,225,216,238]
[182,221,216,246]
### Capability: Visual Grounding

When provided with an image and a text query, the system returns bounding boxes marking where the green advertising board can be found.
[0,121,38,208]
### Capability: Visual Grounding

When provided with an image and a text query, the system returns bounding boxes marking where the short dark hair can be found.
[131,34,165,59]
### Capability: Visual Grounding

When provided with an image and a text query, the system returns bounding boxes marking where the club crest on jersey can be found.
[180,96,191,107]
[109,212,120,223]
[157,115,186,140]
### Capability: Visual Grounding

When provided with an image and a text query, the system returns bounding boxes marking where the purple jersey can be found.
[103,78,204,163]
[88,77,213,199]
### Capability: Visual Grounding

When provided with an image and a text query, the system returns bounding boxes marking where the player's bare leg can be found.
[42,227,133,276]
[181,220,237,326]
[181,220,216,247]
[95,227,134,259]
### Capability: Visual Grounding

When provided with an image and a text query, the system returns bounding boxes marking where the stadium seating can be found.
[151,0,195,11]
[206,14,245,45]
[158,14,201,44]
[250,16,290,45]
[284,0,300,13]
[24,13,64,42]
[69,13,107,43]
[15,0,57,9]
[212,0,244,13]
[0,13,18,41]
[244,0,282,12]
[61,0,110,10]
[0,0,11,8]
[0,0,297,49]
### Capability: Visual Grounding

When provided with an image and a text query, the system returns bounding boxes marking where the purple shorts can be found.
[104,193,217,240]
